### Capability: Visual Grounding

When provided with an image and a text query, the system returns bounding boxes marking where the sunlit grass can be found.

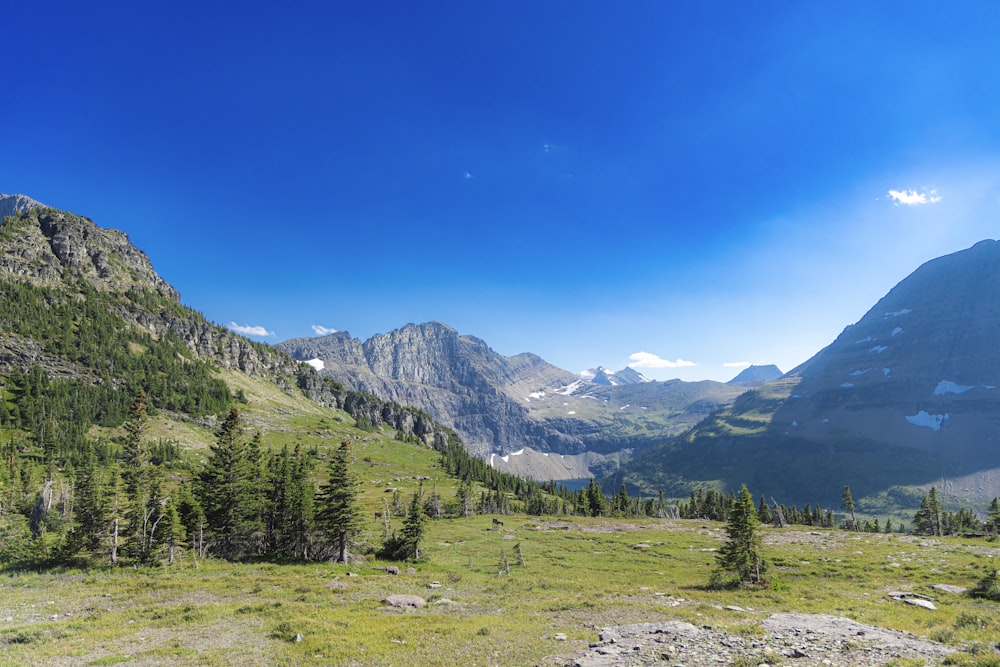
[2,520,997,665]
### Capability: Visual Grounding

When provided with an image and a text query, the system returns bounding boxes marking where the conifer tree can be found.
[586,478,606,517]
[913,486,942,536]
[841,485,858,531]
[988,497,1000,535]
[400,488,427,561]
[714,485,767,586]
[315,441,360,563]
[62,447,108,563]
[198,409,264,560]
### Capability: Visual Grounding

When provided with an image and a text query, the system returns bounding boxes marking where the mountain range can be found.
[614,240,1000,507]
[5,191,1000,511]
[276,325,749,479]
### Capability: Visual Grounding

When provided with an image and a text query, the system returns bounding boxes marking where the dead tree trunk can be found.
[771,498,788,528]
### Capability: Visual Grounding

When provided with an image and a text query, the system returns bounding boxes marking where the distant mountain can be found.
[614,240,1000,508]
[0,193,46,219]
[277,325,746,476]
[582,366,650,386]
[727,364,782,386]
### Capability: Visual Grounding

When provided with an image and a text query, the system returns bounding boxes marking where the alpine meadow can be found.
[5,4,1000,665]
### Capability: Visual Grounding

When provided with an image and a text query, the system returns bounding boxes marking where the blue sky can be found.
[4,2,1000,381]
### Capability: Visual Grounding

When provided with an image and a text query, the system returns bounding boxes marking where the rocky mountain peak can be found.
[0,204,179,301]
[582,366,650,386]
[727,364,783,386]
[0,193,46,219]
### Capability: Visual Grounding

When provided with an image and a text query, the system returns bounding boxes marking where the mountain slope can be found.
[0,201,460,450]
[616,240,1000,507]
[277,324,747,474]
[727,364,783,386]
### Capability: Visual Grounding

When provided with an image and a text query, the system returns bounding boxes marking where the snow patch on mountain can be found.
[906,411,948,432]
[933,381,973,396]
[884,308,912,318]
[304,358,325,371]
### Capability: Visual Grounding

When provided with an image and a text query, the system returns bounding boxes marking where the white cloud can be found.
[463,171,474,180]
[723,361,752,368]
[887,188,942,206]
[228,322,274,337]
[627,351,698,369]
[312,324,338,336]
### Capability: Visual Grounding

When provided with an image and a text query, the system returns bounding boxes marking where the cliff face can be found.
[277,323,745,466]
[0,197,491,450]
[0,203,312,395]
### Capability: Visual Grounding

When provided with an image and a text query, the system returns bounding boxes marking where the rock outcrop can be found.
[277,323,746,472]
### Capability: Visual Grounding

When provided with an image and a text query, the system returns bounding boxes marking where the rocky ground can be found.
[548,613,966,667]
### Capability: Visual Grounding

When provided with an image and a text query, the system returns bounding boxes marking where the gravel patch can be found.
[549,613,957,667]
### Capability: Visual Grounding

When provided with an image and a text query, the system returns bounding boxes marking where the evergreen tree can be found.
[757,496,773,524]
[913,487,942,536]
[841,485,858,531]
[586,478,606,517]
[987,497,1000,535]
[400,488,427,561]
[198,409,264,560]
[714,485,767,586]
[315,441,361,563]
[62,447,108,563]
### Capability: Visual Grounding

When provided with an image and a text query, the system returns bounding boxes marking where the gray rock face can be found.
[0,205,178,300]
[277,323,746,471]
[0,193,45,219]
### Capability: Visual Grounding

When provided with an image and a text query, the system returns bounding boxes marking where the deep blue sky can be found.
[4,2,1000,381]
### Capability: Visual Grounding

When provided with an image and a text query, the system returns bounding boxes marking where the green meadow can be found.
[2,517,998,666]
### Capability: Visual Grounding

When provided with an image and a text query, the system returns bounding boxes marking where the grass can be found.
[8,371,998,665]
[1,519,998,665]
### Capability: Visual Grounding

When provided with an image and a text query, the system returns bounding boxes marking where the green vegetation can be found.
[713,485,767,586]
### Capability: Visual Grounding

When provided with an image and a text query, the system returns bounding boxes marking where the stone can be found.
[383,594,426,608]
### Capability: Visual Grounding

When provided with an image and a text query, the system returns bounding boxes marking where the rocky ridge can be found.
[0,193,45,219]
[277,324,747,472]
[0,200,453,446]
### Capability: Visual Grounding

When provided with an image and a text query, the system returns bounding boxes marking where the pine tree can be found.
[913,487,942,536]
[198,409,264,560]
[841,485,858,531]
[400,488,427,561]
[586,479,606,517]
[714,485,767,586]
[315,441,360,563]
[62,447,108,563]
[988,497,1000,535]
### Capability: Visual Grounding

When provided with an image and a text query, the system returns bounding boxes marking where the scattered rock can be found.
[633,543,652,549]
[555,633,568,641]
[405,567,416,574]
[428,582,441,589]
[887,592,937,610]
[553,614,954,667]
[383,594,426,608]
[931,583,968,594]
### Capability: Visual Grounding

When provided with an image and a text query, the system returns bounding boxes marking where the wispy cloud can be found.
[463,171,474,180]
[723,361,752,368]
[311,324,338,336]
[887,188,942,206]
[228,322,274,337]
[627,351,698,369]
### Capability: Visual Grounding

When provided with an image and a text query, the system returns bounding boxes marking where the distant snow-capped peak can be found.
[580,366,650,386]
